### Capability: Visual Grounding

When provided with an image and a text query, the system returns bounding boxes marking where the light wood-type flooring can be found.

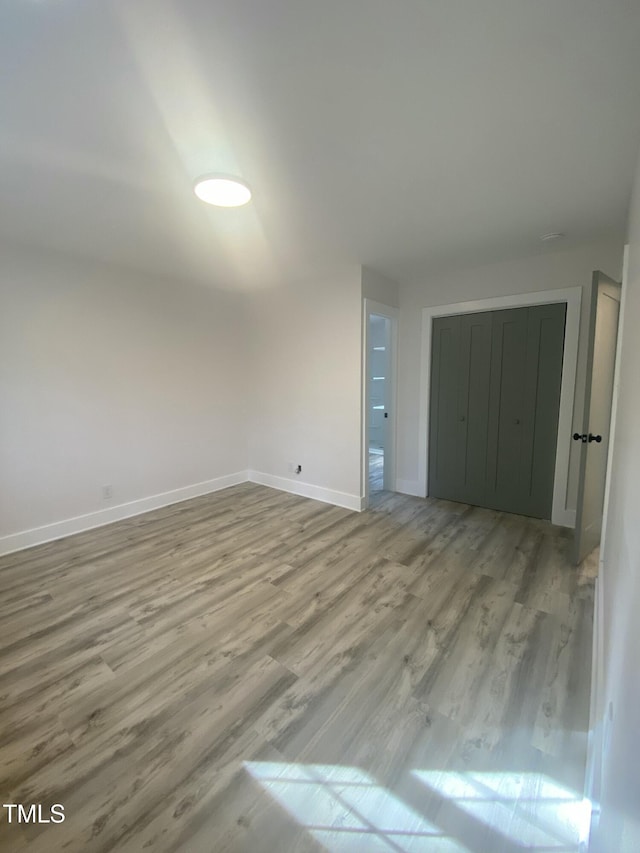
[369,451,384,492]
[0,484,595,852]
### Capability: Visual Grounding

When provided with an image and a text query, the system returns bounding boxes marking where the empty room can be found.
[2,2,640,851]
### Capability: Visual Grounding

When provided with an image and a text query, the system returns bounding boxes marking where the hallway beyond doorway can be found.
[369,448,384,492]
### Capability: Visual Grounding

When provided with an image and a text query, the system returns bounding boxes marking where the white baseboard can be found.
[395,479,423,497]
[0,467,578,557]
[393,479,577,526]
[0,471,249,557]
[584,574,605,846]
[248,471,362,512]
[552,508,576,529]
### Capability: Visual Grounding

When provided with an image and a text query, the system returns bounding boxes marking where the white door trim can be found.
[362,299,399,508]
[418,286,582,527]
[584,244,629,835]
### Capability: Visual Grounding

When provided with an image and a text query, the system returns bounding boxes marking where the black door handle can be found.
[588,433,602,443]
[573,433,588,443]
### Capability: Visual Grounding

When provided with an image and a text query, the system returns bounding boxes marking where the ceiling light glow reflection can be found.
[194,176,251,207]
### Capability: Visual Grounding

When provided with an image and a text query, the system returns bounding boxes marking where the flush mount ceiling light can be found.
[194,175,252,207]
[540,232,565,242]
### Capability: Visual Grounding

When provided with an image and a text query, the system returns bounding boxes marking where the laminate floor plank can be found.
[102,576,293,674]
[0,653,116,733]
[269,558,416,678]
[0,483,594,852]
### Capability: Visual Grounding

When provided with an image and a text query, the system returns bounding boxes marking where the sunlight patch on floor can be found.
[244,761,471,852]
[412,770,591,851]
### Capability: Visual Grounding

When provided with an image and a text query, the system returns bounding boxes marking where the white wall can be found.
[0,244,248,551]
[396,240,624,508]
[591,153,640,852]
[247,266,363,508]
[0,254,367,550]
[2,237,630,553]
[362,266,399,308]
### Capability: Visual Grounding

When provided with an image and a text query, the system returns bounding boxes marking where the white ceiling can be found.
[2,0,640,289]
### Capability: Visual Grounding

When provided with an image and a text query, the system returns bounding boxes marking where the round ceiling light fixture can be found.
[194,175,252,207]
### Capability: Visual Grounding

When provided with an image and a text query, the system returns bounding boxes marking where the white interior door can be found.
[573,271,621,565]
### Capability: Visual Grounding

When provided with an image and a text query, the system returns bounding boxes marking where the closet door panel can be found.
[521,303,567,517]
[458,312,493,505]
[429,316,462,499]
[486,308,528,509]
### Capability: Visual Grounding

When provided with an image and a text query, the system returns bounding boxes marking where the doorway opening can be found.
[362,300,398,506]
[368,314,390,493]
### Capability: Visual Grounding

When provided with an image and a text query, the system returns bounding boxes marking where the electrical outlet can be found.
[102,484,113,501]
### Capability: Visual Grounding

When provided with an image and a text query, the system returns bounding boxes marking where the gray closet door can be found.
[457,312,493,506]
[522,304,567,516]
[429,303,566,519]
[429,315,462,501]
[485,307,529,510]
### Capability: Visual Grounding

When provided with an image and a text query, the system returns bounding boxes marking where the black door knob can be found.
[573,433,588,443]
[588,433,602,443]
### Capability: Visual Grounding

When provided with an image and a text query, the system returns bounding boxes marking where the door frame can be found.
[584,246,629,839]
[418,286,582,527]
[572,272,621,563]
[362,299,399,508]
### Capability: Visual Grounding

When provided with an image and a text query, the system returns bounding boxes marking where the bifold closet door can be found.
[458,311,495,506]
[429,303,566,519]
[428,314,462,502]
[485,303,566,517]
[428,312,492,505]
